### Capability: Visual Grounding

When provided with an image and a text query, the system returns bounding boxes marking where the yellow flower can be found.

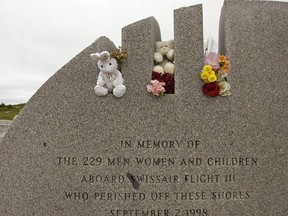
[208,74,217,82]
[203,65,213,72]
[201,65,218,83]
[201,71,209,80]
[208,70,215,76]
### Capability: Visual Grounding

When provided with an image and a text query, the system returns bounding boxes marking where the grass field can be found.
[0,103,26,120]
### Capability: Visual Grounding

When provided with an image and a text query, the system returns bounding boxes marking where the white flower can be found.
[219,80,231,96]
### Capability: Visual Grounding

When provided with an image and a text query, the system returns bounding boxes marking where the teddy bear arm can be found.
[112,71,124,87]
[166,49,174,61]
[154,52,163,63]
[96,72,106,86]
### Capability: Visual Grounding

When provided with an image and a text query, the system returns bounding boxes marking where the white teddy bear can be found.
[90,51,126,98]
[153,40,175,74]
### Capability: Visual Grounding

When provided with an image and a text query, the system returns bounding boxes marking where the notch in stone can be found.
[126,172,140,190]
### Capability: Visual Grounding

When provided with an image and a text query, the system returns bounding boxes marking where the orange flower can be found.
[219,55,230,73]
[221,64,230,73]
[219,55,228,63]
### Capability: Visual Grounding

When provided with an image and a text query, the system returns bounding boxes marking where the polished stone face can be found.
[1,2,287,215]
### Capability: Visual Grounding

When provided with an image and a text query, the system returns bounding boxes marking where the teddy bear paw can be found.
[164,62,175,74]
[153,65,165,74]
[113,85,126,98]
[94,86,108,96]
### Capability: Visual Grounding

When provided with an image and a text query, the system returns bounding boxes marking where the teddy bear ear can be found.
[90,53,100,61]
[99,51,110,61]
[156,41,161,47]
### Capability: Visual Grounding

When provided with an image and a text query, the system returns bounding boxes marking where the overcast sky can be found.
[0,0,286,104]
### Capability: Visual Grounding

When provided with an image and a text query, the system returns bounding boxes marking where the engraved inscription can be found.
[56,139,258,214]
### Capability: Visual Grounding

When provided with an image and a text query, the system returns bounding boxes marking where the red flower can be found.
[163,74,174,86]
[163,73,174,94]
[152,71,164,82]
[152,72,174,94]
[202,82,220,97]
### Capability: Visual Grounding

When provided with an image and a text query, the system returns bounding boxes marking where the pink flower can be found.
[147,80,166,96]
[204,52,220,71]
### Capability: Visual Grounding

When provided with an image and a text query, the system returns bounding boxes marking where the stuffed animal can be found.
[90,51,126,98]
[153,40,175,74]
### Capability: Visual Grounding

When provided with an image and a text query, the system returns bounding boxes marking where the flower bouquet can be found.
[147,72,174,96]
[200,52,231,97]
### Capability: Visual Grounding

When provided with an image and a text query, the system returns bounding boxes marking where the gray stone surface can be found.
[218,1,288,215]
[174,5,204,98]
[1,2,287,216]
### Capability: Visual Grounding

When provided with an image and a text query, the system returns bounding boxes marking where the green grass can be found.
[0,103,26,120]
